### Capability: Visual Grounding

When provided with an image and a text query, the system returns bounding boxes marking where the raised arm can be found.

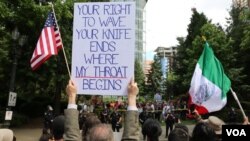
[64,80,81,141]
[122,78,140,141]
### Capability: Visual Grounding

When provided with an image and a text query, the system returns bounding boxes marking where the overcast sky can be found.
[144,0,232,60]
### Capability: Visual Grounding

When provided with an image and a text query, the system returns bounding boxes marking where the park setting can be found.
[0,0,250,141]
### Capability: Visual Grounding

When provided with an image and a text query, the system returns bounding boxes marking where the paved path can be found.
[9,118,195,141]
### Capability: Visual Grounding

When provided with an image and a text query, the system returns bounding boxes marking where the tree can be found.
[165,71,177,100]
[226,3,250,99]
[134,59,145,95]
[174,8,209,96]
[146,54,163,98]
[0,0,88,116]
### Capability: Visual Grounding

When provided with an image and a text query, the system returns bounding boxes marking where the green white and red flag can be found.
[189,42,231,114]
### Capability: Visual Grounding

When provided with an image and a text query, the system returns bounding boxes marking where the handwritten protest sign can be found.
[71,2,135,95]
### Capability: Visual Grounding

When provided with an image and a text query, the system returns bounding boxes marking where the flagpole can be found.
[50,2,71,78]
[230,88,247,118]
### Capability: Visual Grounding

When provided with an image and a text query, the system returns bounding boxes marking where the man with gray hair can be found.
[86,124,114,141]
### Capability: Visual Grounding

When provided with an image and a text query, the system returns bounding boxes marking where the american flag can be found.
[30,11,62,70]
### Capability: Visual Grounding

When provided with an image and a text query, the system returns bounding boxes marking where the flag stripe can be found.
[45,27,55,54]
[31,54,52,70]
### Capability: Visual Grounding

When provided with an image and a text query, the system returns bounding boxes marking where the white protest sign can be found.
[71,2,135,95]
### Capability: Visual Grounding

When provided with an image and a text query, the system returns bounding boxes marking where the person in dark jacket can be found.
[139,107,149,140]
[44,105,55,134]
[110,108,122,132]
[163,111,175,138]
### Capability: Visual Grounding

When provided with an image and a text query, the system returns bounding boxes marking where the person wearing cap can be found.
[191,109,225,141]
[192,108,250,141]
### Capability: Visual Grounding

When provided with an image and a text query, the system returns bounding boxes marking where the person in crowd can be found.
[163,107,176,138]
[78,106,88,130]
[85,124,114,141]
[110,107,122,132]
[39,128,53,141]
[192,107,249,141]
[142,118,162,141]
[100,106,110,124]
[137,103,143,113]
[64,77,140,141]
[44,105,55,134]
[168,128,189,141]
[121,78,140,141]
[139,107,149,140]
[162,102,169,112]
[64,80,81,141]
[168,123,190,141]
[0,129,15,141]
[154,92,162,102]
[191,122,217,141]
[81,113,101,141]
[174,123,189,135]
[149,102,155,119]
[180,100,187,120]
[51,115,65,141]
[154,102,162,121]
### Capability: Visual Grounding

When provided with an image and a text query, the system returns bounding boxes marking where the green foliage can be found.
[9,112,28,127]
[146,55,163,96]
[0,0,91,117]
[226,5,250,100]
[171,4,250,113]
[135,59,145,95]
[165,71,178,100]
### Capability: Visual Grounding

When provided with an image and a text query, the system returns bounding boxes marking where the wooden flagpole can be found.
[50,2,71,78]
[230,88,247,118]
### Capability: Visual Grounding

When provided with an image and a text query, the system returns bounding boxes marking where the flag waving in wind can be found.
[189,42,231,114]
[30,11,62,70]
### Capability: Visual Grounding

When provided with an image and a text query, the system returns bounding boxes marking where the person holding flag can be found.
[188,41,231,115]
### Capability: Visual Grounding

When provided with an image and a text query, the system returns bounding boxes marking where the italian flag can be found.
[189,42,231,114]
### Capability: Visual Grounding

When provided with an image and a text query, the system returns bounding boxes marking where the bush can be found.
[10,112,28,127]
[17,95,53,117]
[0,111,28,128]
[0,110,5,123]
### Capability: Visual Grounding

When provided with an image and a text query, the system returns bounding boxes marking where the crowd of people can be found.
[1,77,249,141]
[40,78,250,141]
